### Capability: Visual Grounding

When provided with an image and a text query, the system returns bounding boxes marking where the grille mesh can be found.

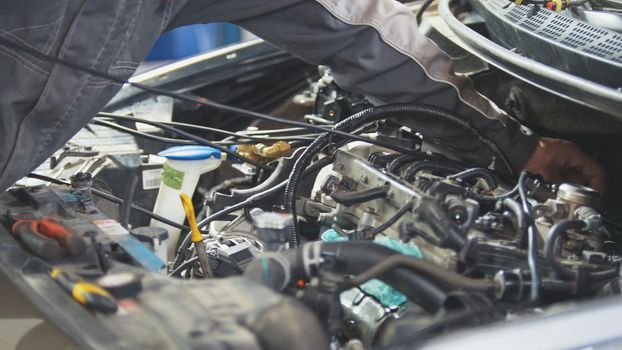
[484,0,622,64]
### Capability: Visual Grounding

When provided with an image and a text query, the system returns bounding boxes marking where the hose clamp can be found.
[263,253,292,291]
[303,241,323,278]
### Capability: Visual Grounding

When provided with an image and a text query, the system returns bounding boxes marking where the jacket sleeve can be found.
[0,0,182,192]
[172,0,539,173]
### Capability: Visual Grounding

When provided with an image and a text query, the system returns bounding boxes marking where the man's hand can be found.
[523,137,606,193]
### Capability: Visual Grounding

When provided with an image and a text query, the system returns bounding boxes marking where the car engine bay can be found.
[1,1,622,349]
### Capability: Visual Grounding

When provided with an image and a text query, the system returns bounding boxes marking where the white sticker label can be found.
[93,219,129,236]
[142,169,162,190]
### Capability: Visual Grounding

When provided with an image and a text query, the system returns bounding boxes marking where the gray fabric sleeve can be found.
[0,0,182,192]
[171,0,539,172]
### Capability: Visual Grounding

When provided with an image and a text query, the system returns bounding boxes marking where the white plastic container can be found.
[150,146,223,259]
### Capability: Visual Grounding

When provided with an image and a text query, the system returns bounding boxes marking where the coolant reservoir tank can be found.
[150,146,223,260]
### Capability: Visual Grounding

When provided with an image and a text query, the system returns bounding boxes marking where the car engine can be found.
[1,2,622,347]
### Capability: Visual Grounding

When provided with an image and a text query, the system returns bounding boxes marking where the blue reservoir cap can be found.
[158,145,221,160]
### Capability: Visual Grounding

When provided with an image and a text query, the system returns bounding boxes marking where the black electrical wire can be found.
[467,184,519,202]
[116,105,413,154]
[92,119,194,145]
[169,256,199,278]
[416,0,436,24]
[119,173,138,229]
[24,173,71,186]
[448,167,498,189]
[92,118,314,145]
[91,114,270,170]
[517,171,541,302]
[240,127,309,135]
[0,36,416,156]
[99,112,267,140]
[98,112,318,142]
[92,188,194,231]
[370,200,414,238]
[284,103,513,248]
[402,160,463,182]
[26,173,193,232]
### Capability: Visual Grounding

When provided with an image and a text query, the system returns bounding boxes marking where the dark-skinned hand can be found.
[523,137,605,193]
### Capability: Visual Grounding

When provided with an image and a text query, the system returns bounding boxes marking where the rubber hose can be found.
[402,161,463,182]
[326,185,390,207]
[248,297,329,350]
[518,171,541,302]
[467,184,519,202]
[448,167,498,189]
[347,254,494,293]
[503,198,526,246]
[545,219,618,282]
[320,241,451,313]
[417,198,467,251]
[387,154,424,174]
[371,200,413,237]
[545,220,585,280]
[246,241,449,313]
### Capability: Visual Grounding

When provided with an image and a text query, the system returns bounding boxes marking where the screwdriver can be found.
[50,268,118,314]
[180,193,214,278]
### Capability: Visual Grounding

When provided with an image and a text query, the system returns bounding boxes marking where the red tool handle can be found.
[38,218,86,256]
[11,221,60,259]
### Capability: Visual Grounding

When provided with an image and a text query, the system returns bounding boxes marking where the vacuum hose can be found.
[545,219,618,282]
[323,183,390,207]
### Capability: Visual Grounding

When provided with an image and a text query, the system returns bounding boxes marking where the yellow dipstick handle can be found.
[180,193,203,243]
[179,193,214,278]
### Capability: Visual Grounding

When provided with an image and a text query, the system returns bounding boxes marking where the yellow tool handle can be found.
[51,268,118,313]
[180,193,215,278]
[180,193,203,243]
[72,282,112,304]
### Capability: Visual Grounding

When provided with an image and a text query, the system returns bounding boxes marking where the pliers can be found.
[10,217,86,259]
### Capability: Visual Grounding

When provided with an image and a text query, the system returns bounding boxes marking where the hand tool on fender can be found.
[38,218,86,255]
[10,217,86,258]
[180,193,214,278]
[50,268,118,314]
[11,220,61,259]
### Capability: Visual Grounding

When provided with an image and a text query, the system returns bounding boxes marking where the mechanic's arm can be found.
[171,0,604,191]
